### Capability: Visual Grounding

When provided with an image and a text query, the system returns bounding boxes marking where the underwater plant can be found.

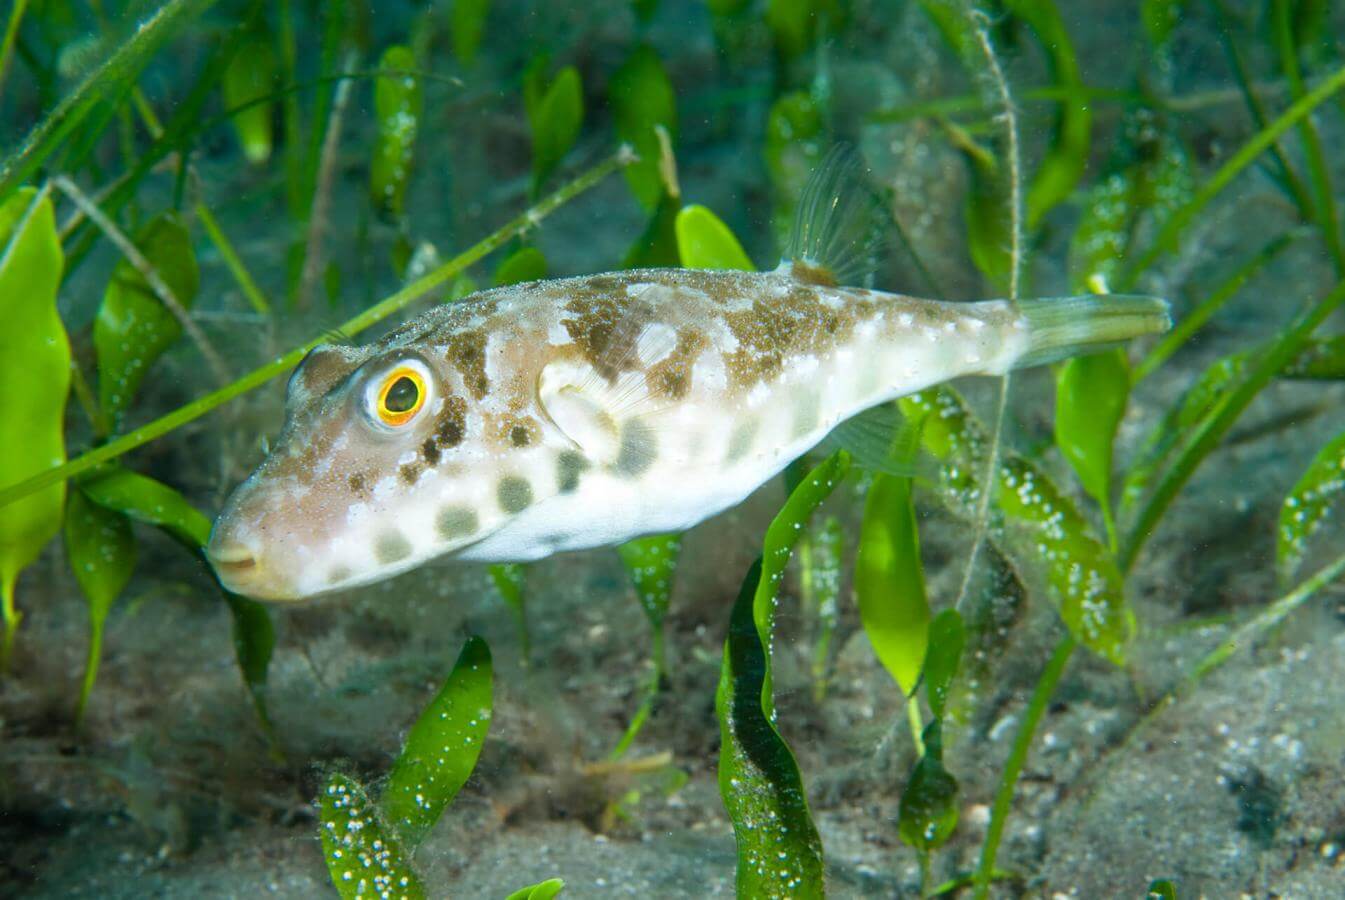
[3,1,1345,898]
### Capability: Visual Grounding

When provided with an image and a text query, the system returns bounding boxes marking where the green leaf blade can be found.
[80,467,212,550]
[923,609,965,720]
[0,187,69,669]
[93,212,200,428]
[321,772,425,900]
[855,472,930,696]
[1277,429,1345,581]
[452,0,491,65]
[1055,348,1130,533]
[675,204,754,271]
[371,45,423,219]
[527,65,583,195]
[898,720,959,852]
[717,561,826,899]
[382,636,493,850]
[222,34,277,164]
[64,489,136,719]
[505,879,566,900]
[610,45,677,211]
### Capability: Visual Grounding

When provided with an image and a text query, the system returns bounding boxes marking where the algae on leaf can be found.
[320,773,425,900]
[0,187,69,671]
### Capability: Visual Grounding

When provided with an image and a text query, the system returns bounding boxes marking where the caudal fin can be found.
[1014,294,1171,369]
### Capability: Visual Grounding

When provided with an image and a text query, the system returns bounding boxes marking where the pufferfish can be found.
[207,167,1169,601]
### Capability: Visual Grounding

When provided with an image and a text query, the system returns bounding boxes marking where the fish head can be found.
[207,338,515,600]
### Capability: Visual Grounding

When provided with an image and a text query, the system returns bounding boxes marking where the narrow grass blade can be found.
[64,490,135,721]
[0,186,69,671]
[0,0,217,206]
[320,772,425,900]
[855,472,929,695]
[1276,429,1345,581]
[1146,878,1179,899]
[676,204,754,270]
[489,563,529,660]
[717,560,825,899]
[1284,335,1345,379]
[382,636,493,850]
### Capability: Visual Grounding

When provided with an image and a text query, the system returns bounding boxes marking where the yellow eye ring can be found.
[375,366,427,427]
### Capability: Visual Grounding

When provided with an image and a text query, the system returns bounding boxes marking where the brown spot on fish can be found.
[375,531,412,564]
[498,476,534,513]
[790,259,838,287]
[560,283,656,382]
[348,472,367,495]
[290,344,362,401]
[436,506,478,540]
[399,461,423,485]
[646,328,709,400]
[556,450,589,493]
[433,394,468,449]
[497,414,540,448]
[421,437,441,466]
[446,329,489,398]
[613,418,656,477]
[722,284,857,389]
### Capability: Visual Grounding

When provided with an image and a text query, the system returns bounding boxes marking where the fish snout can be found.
[206,524,297,601]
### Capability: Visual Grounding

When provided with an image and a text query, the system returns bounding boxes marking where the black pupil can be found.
[385,376,419,414]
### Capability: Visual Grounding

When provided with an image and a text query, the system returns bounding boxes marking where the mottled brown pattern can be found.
[431,394,468,452]
[722,284,858,388]
[561,292,655,382]
[445,329,489,398]
[646,327,709,400]
[503,415,540,448]
[399,461,423,484]
[347,472,367,495]
[290,345,363,400]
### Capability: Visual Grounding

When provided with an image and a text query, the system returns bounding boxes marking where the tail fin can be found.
[1014,294,1171,369]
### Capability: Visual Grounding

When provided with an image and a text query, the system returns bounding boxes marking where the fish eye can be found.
[368,361,430,428]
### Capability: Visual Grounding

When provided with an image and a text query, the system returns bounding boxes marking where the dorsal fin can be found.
[782,144,888,288]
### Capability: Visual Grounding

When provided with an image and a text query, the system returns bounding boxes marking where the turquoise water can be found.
[3,1,1345,897]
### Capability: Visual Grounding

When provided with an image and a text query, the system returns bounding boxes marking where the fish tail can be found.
[1013,294,1171,369]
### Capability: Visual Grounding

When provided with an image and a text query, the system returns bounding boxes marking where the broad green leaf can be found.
[1277,429,1345,580]
[675,204,754,271]
[618,533,681,631]
[452,0,491,65]
[717,561,825,899]
[526,64,583,195]
[955,133,1012,291]
[93,212,200,429]
[799,514,843,695]
[224,590,276,731]
[64,489,135,720]
[505,878,566,900]
[897,720,959,852]
[0,187,68,671]
[764,91,825,250]
[222,34,277,164]
[1141,0,1185,50]
[1055,348,1130,531]
[383,636,493,849]
[1146,879,1179,900]
[923,609,964,720]
[1005,0,1091,227]
[610,45,677,210]
[320,772,425,900]
[855,472,929,696]
[493,245,548,287]
[370,45,423,219]
[902,388,1134,664]
[1069,171,1133,294]
[999,454,1133,664]
[79,467,212,549]
[756,451,851,710]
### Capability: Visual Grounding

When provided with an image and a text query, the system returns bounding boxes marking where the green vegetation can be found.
[2,0,1344,896]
